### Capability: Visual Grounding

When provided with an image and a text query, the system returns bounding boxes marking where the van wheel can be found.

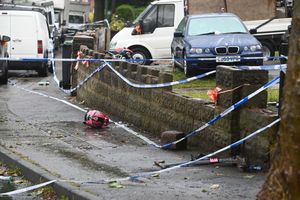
[0,61,8,84]
[130,47,152,65]
[38,62,48,77]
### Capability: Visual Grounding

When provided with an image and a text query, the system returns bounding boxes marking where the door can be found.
[10,14,37,58]
[0,12,11,55]
[139,4,175,58]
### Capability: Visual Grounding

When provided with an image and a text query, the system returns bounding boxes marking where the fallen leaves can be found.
[109,181,124,189]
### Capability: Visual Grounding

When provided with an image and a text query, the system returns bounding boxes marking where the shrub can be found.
[115,4,135,22]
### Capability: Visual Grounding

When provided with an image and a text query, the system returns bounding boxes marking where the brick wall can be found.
[73,42,278,169]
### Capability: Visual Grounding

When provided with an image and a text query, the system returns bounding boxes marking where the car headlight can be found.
[244,46,249,51]
[110,41,117,49]
[190,48,203,54]
[250,45,257,52]
[256,44,262,50]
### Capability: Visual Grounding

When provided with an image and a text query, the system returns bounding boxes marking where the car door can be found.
[10,12,37,58]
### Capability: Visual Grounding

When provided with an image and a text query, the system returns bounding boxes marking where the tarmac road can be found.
[0,58,266,199]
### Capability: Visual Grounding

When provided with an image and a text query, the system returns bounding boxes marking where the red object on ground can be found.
[83,110,110,128]
[207,87,222,103]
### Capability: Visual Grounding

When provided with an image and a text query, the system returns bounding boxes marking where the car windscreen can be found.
[187,16,248,36]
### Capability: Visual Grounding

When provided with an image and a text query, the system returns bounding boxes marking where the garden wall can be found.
[71,36,279,169]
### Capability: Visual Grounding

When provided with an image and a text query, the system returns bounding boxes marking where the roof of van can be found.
[0,5,46,15]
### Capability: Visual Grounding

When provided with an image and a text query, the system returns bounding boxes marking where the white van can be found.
[0,9,51,76]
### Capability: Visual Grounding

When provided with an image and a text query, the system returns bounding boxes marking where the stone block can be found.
[160,131,187,150]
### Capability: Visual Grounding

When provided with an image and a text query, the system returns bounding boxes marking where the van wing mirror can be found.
[174,31,183,37]
[249,29,257,34]
[0,35,10,42]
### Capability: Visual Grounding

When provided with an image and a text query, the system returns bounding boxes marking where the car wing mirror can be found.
[1,35,10,42]
[174,31,183,37]
[249,29,257,34]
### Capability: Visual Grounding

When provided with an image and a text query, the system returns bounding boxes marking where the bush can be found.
[115,4,135,22]
[134,7,146,18]
[110,5,146,31]
[110,14,125,31]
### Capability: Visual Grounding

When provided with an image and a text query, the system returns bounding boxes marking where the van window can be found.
[47,12,52,24]
[157,4,175,27]
[142,4,175,33]
[69,15,84,24]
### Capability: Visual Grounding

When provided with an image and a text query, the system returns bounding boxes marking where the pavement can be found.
[0,54,267,199]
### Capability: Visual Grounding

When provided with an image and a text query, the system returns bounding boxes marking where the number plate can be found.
[216,56,241,63]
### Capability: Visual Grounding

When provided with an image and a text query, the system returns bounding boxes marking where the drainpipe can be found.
[223,0,228,12]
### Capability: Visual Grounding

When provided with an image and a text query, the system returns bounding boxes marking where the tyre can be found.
[130,47,152,65]
[0,61,8,84]
[261,41,275,59]
[183,53,195,77]
[38,61,48,77]
[171,52,179,69]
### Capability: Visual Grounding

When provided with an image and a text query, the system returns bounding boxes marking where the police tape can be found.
[14,61,279,149]
[0,118,280,195]
[0,180,56,196]
[74,118,281,184]
[60,62,107,94]
[104,61,216,89]
[159,76,280,149]
[0,55,288,63]
[11,83,161,147]
[53,61,216,94]
[238,64,287,71]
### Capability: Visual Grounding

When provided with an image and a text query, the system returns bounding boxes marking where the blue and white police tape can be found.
[77,118,280,184]
[160,76,280,149]
[11,84,161,147]
[60,62,107,94]
[0,180,56,196]
[238,64,287,71]
[0,55,288,63]
[104,61,216,89]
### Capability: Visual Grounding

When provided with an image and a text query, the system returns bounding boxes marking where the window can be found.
[157,4,175,27]
[187,16,248,36]
[138,4,175,33]
[176,17,187,32]
[69,15,84,24]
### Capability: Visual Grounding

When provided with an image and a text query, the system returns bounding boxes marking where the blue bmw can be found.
[171,13,264,77]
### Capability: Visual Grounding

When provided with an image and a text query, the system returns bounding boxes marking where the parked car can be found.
[171,13,264,77]
[0,34,10,84]
[0,9,51,77]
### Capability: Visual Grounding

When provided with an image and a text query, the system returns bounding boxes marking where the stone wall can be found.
[72,41,278,169]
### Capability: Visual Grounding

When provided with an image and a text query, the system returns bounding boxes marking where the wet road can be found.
[0,60,266,199]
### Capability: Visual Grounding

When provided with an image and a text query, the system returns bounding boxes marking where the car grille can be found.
[228,46,239,54]
[215,46,239,54]
[215,47,227,54]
